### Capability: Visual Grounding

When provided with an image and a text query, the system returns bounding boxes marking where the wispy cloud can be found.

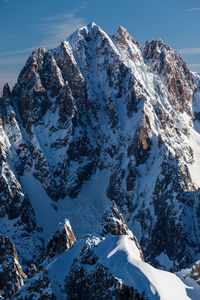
[0,34,20,39]
[40,18,85,48]
[0,4,87,90]
[0,46,40,57]
[188,63,200,68]
[35,11,86,48]
[188,8,200,12]
[0,56,27,66]
[0,3,87,58]
[178,48,200,55]
[40,3,87,22]
[40,13,74,22]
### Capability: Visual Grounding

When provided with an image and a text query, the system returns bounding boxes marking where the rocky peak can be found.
[0,83,13,119]
[2,83,11,99]
[144,39,195,114]
[69,21,100,44]
[17,48,46,90]
[114,26,135,45]
[144,39,169,60]
[0,235,26,298]
[102,202,130,236]
[46,219,76,259]
[102,202,144,261]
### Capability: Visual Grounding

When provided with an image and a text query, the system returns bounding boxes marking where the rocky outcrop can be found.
[46,219,76,259]
[144,39,195,114]
[2,83,11,99]
[189,261,200,285]
[102,202,130,236]
[0,235,26,298]
[15,268,56,300]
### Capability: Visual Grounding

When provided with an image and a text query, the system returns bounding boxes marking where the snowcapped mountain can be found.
[1,22,200,298]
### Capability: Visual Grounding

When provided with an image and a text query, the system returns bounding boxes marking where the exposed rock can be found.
[46,219,76,259]
[15,268,56,300]
[2,83,11,99]
[144,39,195,115]
[102,202,144,261]
[0,235,26,298]
[189,261,200,285]
[102,202,130,236]
[0,22,200,277]
[66,261,147,300]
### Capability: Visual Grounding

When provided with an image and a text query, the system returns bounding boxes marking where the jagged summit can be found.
[66,21,102,43]
[2,82,11,98]
[114,25,135,44]
[45,219,76,259]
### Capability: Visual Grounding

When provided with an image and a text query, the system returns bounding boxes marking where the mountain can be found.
[1,22,200,298]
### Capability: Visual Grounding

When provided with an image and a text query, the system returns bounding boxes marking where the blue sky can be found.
[0,0,200,91]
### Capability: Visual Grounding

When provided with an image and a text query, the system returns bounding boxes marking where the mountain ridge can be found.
[1,22,200,298]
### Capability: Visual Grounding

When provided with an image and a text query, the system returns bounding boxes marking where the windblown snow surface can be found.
[19,168,200,299]
[45,233,200,300]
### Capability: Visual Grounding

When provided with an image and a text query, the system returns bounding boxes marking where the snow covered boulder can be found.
[46,219,76,259]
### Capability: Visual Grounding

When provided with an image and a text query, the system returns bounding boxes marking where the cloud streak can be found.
[0,4,87,91]
[188,8,200,12]
[188,63,200,68]
[0,56,27,66]
[0,46,41,57]
[35,14,86,48]
[178,48,200,55]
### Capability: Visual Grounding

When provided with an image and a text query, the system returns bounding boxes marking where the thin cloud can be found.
[40,17,85,48]
[0,56,27,66]
[188,64,200,68]
[0,34,20,39]
[0,3,87,58]
[178,48,200,55]
[0,46,40,57]
[40,3,88,21]
[0,4,87,91]
[35,11,86,48]
[188,8,200,12]
[40,13,74,22]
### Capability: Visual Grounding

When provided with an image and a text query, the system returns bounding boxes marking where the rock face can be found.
[15,268,56,300]
[0,83,44,269]
[0,235,26,298]
[102,202,145,261]
[1,22,200,297]
[15,220,76,299]
[102,202,131,236]
[46,219,76,259]
[190,261,200,285]
[66,261,147,300]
